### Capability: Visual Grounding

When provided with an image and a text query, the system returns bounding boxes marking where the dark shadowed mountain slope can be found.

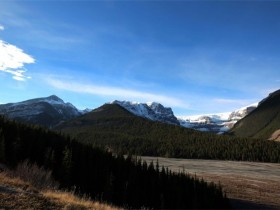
[55,103,280,162]
[0,95,81,128]
[55,103,186,149]
[230,89,280,140]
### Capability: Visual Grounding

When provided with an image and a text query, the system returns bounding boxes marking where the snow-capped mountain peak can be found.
[44,95,64,104]
[0,95,82,127]
[146,102,174,117]
[146,102,161,108]
[177,103,258,134]
[228,102,258,121]
[111,100,153,119]
[110,100,179,125]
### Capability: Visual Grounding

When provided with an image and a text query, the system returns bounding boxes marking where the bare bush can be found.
[10,160,58,190]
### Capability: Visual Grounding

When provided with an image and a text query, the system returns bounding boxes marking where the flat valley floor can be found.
[141,157,280,209]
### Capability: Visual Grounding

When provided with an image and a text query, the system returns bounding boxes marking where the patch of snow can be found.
[219,126,230,132]
[43,98,64,105]
[178,112,232,122]
[79,108,92,114]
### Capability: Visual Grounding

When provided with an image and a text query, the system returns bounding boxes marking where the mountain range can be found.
[0,96,180,128]
[0,95,255,132]
[0,89,280,141]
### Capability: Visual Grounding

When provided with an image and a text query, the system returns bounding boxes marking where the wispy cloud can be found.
[0,2,86,52]
[178,49,275,93]
[0,25,4,31]
[213,98,253,106]
[46,78,189,109]
[0,40,35,81]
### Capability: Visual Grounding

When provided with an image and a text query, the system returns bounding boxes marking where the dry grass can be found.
[193,173,280,209]
[0,162,122,210]
[43,190,121,210]
[0,171,27,188]
[0,171,60,209]
[142,156,280,209]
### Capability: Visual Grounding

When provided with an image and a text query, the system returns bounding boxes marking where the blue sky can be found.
[0,1,280,116]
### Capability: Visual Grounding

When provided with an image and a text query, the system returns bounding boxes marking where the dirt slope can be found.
[0,172,120,210]
[269,129,280,141]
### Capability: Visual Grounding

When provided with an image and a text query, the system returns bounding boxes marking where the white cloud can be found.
[0,40,35,81]
[0,25,4,31]
[46,78,189,109]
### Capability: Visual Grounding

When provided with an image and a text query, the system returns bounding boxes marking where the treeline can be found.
[0,116,230,209]
[58,104,280,163]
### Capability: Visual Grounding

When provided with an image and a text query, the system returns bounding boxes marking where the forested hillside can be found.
[57,104,280,163]
[0,115,229,209]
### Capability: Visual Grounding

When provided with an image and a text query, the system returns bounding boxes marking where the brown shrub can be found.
[9,160,58,190]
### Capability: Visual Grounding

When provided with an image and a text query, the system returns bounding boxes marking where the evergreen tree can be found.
[62,146,73,186]
[0,129,5,162]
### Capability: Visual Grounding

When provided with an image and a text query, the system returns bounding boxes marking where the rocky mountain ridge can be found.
[110,100,180,125]
[0,95,83,127]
